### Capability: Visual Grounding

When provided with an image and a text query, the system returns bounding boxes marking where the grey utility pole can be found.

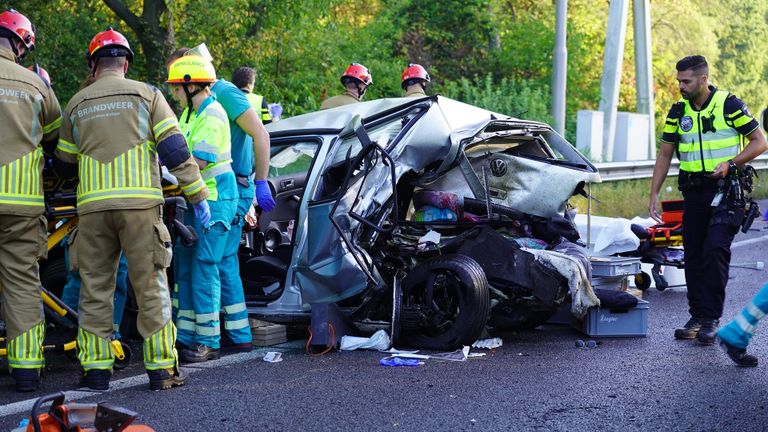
[633,0,655,159]
[552,0,568,136]
[598,0,629,162]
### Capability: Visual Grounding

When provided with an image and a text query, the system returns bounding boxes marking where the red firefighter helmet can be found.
[28,64,51,87]
[0,9,35,50]
[401,64,430,89]
[87,27,134,62]
[341,63,372,86]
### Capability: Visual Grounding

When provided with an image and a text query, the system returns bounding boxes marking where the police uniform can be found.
[0,45,61,381]
[245,92,273,124]
[319,90,360,110]
[661,85,759,322]
[56,70,208,374]
[173,94,238,355]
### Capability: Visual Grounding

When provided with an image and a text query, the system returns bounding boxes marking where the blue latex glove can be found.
[193,200,211,227]
[255,180,276,212]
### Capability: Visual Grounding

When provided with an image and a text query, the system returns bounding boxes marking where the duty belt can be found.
[678,171,720,191]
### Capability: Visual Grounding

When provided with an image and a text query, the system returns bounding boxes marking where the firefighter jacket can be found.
[319,90,360,110]
[0,47,62,216]
[662,86,759,173]
[404,88,426,98]
[56,70,208,214]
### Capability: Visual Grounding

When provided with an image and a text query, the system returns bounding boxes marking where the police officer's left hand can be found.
[708,161,730,179]
[255,180,276,212]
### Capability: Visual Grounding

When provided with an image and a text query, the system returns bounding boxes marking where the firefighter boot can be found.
[696,319,720,345]
[80,369,112,391]
[11,368,40,392]
[147,367,186,391]
[673,317,701,339]
[718,337,758,367]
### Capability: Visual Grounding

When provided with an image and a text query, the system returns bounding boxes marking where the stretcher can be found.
[628,200,685,291]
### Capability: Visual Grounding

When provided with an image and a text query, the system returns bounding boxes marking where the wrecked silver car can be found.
[243,96,601,350]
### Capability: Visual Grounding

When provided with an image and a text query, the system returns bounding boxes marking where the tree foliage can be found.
[1,0,765,149]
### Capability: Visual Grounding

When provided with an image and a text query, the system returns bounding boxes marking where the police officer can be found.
[401,63,430,97]
[649,55,768,345]
[167,46,274,357]
[55,28,210,391]
[232,66,273,124]
[0,9,61,393]
[319,63,372,110]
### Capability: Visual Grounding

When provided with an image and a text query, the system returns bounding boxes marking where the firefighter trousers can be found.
[0,214,48,370]
[75,207,177,370]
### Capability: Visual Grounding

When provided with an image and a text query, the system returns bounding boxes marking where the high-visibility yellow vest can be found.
[0,147,47,208]
[245,93,272,124]
[675,90,744,172]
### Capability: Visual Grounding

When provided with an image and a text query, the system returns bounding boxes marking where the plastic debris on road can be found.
[391,346,471,362]
[380,357,423,367]
[340,329,391,351]
[263,351,283,363]
[472,337,503,349]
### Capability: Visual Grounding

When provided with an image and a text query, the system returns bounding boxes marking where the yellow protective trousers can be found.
[7,321,45,370]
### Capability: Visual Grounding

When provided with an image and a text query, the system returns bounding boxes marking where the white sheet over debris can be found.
[523,248,600,318]
[574,214,640,256]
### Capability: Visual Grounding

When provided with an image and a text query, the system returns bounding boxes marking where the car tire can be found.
[40,257,68,298]
[400,254,490,350]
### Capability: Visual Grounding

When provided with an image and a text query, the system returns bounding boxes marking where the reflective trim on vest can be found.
[0,148,45,207]
[201,162,233,181]
[677,90,742,172]
[77,142,163,206]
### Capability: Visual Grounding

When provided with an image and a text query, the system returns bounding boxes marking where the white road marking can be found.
[0,346,286,418]
[732,235,768,249]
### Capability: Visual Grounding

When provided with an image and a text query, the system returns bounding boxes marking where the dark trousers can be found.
[682,187,740,320]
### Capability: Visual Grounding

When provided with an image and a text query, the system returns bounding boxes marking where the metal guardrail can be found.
[594,154,768,181]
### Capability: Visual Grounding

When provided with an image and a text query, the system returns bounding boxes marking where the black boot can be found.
[180,344,219,363]
[11,368,40,393]
[80,369,111,390]
[674,317,701,339]
[718,337,758,367]
[696,319,720,345]
[147,367,186,391]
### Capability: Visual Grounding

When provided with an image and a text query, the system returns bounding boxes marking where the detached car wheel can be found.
[399,254,490,350]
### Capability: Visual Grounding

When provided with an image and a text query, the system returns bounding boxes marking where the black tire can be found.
[400,254,490,350]
[634,271,651,291]
[40,257,68,298]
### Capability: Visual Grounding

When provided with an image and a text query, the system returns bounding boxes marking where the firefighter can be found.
[0,8,62,393]
[401,63,430,97]
[319,63,372,110]
[55,28,210,391]
[166,52,242,362]
[167,45,274,356]
[649,55,768,345]
[231,66,273,125]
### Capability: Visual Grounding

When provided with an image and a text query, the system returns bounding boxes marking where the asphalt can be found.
[2,218,768,431]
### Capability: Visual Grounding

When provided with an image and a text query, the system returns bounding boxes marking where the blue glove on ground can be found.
[255,180,276,212]
[193,200,211,227]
